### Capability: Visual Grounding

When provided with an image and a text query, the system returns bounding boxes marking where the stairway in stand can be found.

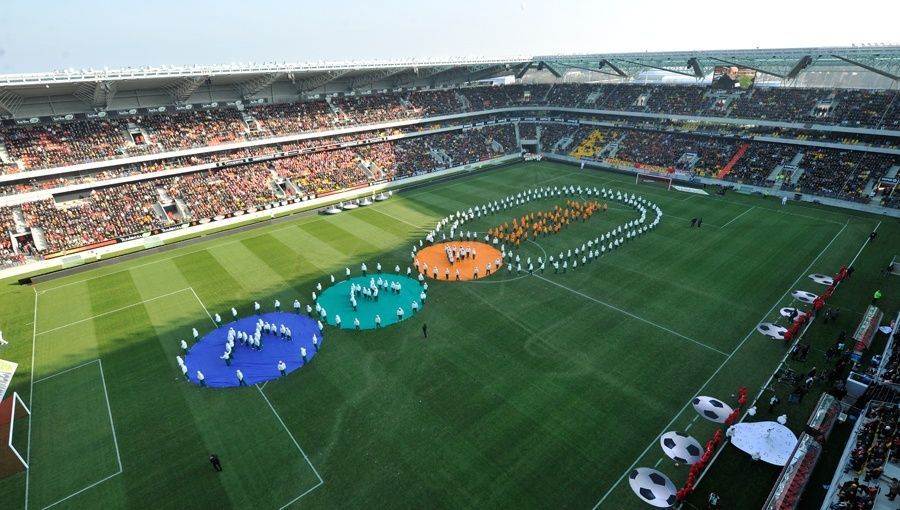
[716,143,750,179]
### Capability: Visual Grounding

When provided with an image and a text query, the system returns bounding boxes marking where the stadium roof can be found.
[0,46,897,118]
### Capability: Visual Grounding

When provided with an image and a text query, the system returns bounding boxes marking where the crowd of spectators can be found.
[538,123,580,151]
[333,94,410,126]
[795,148,864,200]
[727,87,823,122]
[0,127,520,264]
[518,123,538,140]
[644,86,709,116]
[1,119,134,169]
[725,143,799,186]
[137,110,246,151]
[407,89,460,117]
[1,84,895,173]
[829,404,899,509]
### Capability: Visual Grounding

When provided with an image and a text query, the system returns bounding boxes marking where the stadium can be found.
[0,5,899,509]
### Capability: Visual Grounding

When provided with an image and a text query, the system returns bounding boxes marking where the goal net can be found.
[636,173,673,190]
[0,393,30,479]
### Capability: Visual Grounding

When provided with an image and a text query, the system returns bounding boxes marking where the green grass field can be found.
[0,161,897,509]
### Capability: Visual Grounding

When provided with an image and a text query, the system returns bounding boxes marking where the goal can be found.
[0,392,30,479]
[636,173,673,190]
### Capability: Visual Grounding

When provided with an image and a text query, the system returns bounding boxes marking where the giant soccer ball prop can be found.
[628,468,677,508]
[692,396,733,423]
[660,431,703,465]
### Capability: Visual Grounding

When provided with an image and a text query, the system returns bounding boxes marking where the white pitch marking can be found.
[533,275,728,356]
[34,359,123,510]
[591,220,848,509]
[35,288,193,336]
[721,206,755,228]
[33,359,100,384]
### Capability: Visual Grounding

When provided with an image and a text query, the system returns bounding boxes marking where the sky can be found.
[0,0,897,75]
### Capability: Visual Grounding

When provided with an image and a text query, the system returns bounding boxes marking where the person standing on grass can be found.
[293,299,301,314]
[422,323,428,338]
[209,454,223,472]
[697,218,703,228]
[781,196,788,206]
[690,218,697,227]
[274,299,281,312]
[181,364,189,381]
[768,395,780,413]
[181,339,188,354]
[236,369,246,386]
[197,370,206,387]
[873,290,882,305]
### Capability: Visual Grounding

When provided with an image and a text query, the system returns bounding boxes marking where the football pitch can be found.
[0,161,897,509]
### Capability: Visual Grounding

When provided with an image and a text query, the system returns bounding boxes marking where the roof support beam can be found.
[831,55,899,81]
[515,62,534,79]
[786,55,814,79]
[0,89,24,117]
[465,64,513,82]
[708,57,786,79]
[554,62,626,78]
[163,76,209,104]
[599,60,628,77]
[615,59,701,78]
[73,81,117,110]
[349,68,409,91]
[394,66,454,87]
[235,72,283,99]
[293,69,351,94]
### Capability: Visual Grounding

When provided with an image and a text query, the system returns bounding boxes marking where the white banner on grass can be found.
[0,359,17,401]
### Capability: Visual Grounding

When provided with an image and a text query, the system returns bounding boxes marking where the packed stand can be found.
[334,94,410,126]
[644,85,709,116]
[725,143,799,186]
[406,90,461,117]
[827,404,899,510]
[1,119,134,169]
[539,123,580,152]
[251,101,337,136]
[138,110,246,151]
[795,148,866,200]
[518,123,538,140]
[728,87,824,122]
[543,83,594,108]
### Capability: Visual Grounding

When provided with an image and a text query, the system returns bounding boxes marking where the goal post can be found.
[0,392,30,478]
[636,172,673,190]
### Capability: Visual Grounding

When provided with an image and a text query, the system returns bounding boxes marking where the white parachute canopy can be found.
[729,421,798,466]
[628,467,677,508]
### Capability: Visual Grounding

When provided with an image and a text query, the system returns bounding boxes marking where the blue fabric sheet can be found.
[184,312,322,388]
